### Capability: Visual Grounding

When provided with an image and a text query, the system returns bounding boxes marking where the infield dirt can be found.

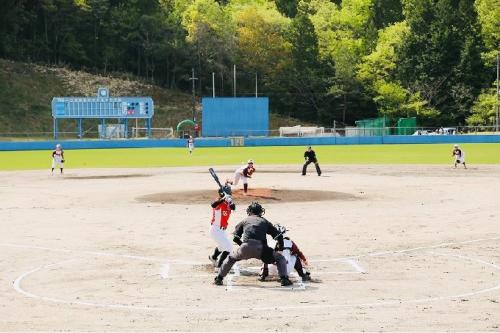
[0,165,499,331]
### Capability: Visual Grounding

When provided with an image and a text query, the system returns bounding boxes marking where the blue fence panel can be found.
[202,97,269,137]
[1,135,500,151]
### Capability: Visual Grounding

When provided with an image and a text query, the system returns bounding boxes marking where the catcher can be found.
[51,143,65,174]
[208,182,236,271]
[260,224,311,282]
[233,159,255,193]
[452,144,466,169]
[214,202,293,287]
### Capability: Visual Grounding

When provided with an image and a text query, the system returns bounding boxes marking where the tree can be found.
[306,0,378,124]
[466,87,499,125]
[475,0,500,66]
[358,21,438,120]
[397,0,487,124]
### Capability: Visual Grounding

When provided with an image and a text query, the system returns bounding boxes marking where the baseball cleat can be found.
[214,276,223,286]
[208,255,216,266]
[301,272,311,282]
[280,277,293,287]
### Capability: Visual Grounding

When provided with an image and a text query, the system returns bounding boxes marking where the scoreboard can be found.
[51,96,154,119]
[51,88,155,139]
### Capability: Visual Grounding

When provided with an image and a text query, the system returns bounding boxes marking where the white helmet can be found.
[56,144,61,149]
[454,144,459,148]
[247,159,254,164]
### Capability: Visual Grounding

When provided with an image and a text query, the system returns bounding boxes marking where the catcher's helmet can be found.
[218,185,232,196]
[246,201,265,216]
[275,224,288,235]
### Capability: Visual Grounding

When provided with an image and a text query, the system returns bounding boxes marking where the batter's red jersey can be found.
[211,201,233,229]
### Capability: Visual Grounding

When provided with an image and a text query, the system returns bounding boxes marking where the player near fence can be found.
[187,136,194,154]
[51,143,65,174]
[302,146,321,176]
[260,224,311,282]
[214,202,293,287]
[233,160,255,193]
[452,144,466,169]
[208,183,236,270]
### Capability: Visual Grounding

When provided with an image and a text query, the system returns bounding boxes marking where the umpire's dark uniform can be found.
[302,146,322,176]
[215,203,292,286]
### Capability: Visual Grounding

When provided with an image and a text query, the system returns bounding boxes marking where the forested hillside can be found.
[0,59,310,133]
[0,0,498,128]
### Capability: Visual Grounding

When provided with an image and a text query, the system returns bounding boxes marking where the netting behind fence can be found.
[355,117,390,136]
[397,117,417,135]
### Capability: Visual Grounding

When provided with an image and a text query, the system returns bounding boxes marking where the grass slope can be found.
[0,144,499,170]
[0,59,314,135]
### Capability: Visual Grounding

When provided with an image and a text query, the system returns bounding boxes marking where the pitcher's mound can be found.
[138,188,358,204]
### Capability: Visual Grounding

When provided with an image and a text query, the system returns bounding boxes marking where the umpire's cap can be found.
[246,201,265,216]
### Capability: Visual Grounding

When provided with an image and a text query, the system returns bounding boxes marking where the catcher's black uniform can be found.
[302,148,321,176]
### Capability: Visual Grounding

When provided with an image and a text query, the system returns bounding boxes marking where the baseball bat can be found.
[208,167,223,190]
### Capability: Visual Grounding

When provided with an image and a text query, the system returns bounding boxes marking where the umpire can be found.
[302,146,322,176]
[214,202,293,287]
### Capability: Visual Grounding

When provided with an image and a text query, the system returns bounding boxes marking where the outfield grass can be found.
[0,143,499,170]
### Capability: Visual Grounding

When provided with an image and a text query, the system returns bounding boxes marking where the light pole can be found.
[189,68,198,122]
[496,53,499,132]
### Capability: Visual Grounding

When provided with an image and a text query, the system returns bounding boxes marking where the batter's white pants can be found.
[233,172,248,185]
[209,224,233,253]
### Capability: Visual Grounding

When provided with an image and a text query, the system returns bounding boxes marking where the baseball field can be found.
[1,143,500,170]
[0,143,499,331]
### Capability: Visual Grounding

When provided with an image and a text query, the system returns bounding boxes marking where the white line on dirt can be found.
[4,236,500,313]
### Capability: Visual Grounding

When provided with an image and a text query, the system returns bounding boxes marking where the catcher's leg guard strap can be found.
[211,247,221,260]
[217,251,229,268]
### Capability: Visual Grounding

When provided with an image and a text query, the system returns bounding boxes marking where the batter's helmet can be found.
[246,202,265,216]
[218,185,232,196]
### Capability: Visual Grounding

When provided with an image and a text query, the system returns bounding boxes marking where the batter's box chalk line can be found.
[2,236,500,313]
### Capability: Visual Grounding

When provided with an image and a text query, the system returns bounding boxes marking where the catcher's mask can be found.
[218,185,232,196]
[246,202,265,216]
[275,224,288,236]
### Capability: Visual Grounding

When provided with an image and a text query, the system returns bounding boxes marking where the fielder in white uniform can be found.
[51,144,65,174]
[209,184,236,270]
[234,159,255,193]
[452,144,466,169]
[187,136,194,154]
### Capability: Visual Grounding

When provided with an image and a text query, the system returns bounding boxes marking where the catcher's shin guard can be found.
[259,264,269,281]
[217,251,229,268]
[211,247,221,260]
[243,183,248,193]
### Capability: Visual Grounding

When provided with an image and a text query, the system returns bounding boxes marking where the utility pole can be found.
[233,64,236,97]
[189,68,198,122]
[212,72,215,98]
[496,53,499,132]
[255,72,258,97]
